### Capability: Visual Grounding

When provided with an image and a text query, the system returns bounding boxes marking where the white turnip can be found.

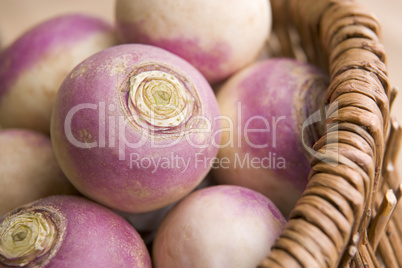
[0,195,151,267]
[0,14,118,134]
[115,0,271,84]
[51,44,221,213]
[213,58,329,216]
[153,185,286,268]
[0,129,77,217]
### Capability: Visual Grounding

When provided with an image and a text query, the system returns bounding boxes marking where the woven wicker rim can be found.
[258,0,401,267]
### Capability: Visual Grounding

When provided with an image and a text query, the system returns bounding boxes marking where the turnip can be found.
[0,14,118,134]
[212,58,329,217]
[0,129,77,217]
[115,0,271,84]
[0,195,151,267]
[50,44,221,213]
[152,185,286,268]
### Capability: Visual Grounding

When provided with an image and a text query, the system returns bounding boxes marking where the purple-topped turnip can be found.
[212,58,329,216]
[51,44,221,213]
[0,129,77,217]
[0,14,118,134]
[0,195,151,267]
[115,0,271,84]
[153,185,286,267]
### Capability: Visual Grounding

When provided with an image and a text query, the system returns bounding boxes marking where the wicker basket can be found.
[258,0,402,267]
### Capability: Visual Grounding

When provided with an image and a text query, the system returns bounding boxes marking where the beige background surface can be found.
[0,0,401,167]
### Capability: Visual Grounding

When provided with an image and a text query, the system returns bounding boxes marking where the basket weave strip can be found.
[259,0,391,267]
[326,71,389,127]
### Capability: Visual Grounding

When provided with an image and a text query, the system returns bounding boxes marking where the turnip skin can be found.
[213,58,329,217]
[152,185,286,268]
[0,14,118,134]
[0,129,77,217]
[51,44,221,213]
[0,195,152,268]
[115,0,271,84]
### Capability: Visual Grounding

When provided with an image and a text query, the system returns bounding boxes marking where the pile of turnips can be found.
[0,0,330,267]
